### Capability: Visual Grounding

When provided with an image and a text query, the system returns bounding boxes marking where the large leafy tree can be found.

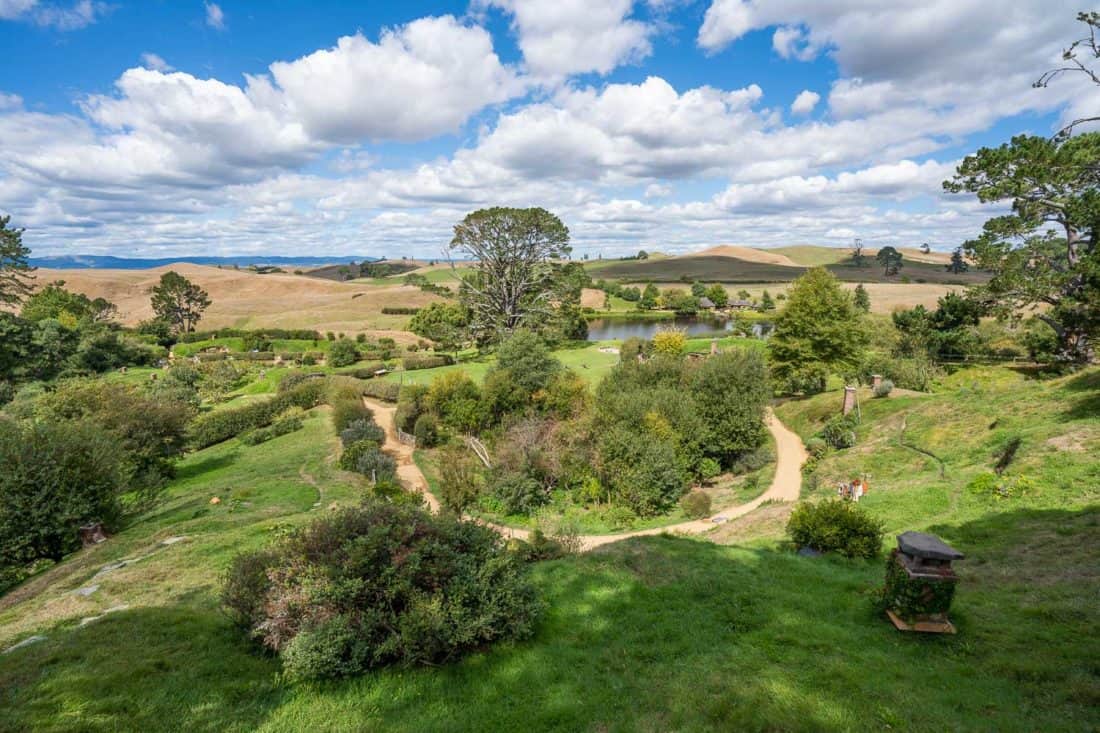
[449,207,572,343]
[0,216,35,307]
[944,133,1100,361]
[149,271,211,334]
[768,267,867,393]
[21,281,116,325]
[875,246,904,276]
[408,301,470,355]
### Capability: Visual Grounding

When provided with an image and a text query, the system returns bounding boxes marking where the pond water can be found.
[585,316,773,341]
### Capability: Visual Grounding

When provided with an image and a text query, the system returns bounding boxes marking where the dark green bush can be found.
[412,413,439,447]
[492,473,548,515]
[680,489,712,519]
[240,410,304,445]
[786,499,884,559]
[328,340,360,368]
[355,445,396,482]
[0,419,128,589]
[331,394,372,433]
[820,414,858,449]
[222,502,540,680]
[189,380,325,448]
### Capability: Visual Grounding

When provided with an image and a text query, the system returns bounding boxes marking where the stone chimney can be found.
[842,386,857,415]
[871,374,883,390]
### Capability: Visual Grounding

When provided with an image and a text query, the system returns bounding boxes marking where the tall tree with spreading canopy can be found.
[875,246,904,276]
[149,271,211,334]
[0,216,35,307]
[449,207,573,343]
[768,268,867,393]
[944,133,1100,362]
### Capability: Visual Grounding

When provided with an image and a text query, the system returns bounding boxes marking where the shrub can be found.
[402,354,453,371]
[334,362,387,380]
[438,446,484,514]
[222,502,540,679]
[339,439,382,472]
[873,379,894,398]
[412,413,439,447]
[331,394,372,434]
[680,489,712,519]
[0,419,128,588]
[698,457,721,482]
[860,354,939,392]
[598,504,637,530]
[820,414,858,450]
[491,472,548,515]
[805,437,829,458]
[651,328,686,356]
[381,306,421,315]
[786,500,884,559]
[362,379,400,402]
[240,408,304,445]
[340,418,384,447]
[277,371,321,393]
[328,339,360,368]
[967,472,1035,501]
[356,446,397,482]
[597,426,688,517]
[189,380,325,448]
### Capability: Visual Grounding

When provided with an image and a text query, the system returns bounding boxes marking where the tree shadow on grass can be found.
[1060,369,1100,421]
[0,606,284,733]
[173,451,240,482]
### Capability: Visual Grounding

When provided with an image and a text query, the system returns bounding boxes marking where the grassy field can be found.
[0,367,1097,731]
[594,255,988,286]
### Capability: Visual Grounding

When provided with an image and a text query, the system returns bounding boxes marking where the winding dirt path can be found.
[363,397,807,551]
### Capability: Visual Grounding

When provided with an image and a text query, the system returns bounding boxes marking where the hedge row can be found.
[362,380,400,402]
[179,328,321,343]
[334,362,388,379]
[240,412,304,446]
[381,307,420,315]
[402,354,453,371]
[189,381,326,448]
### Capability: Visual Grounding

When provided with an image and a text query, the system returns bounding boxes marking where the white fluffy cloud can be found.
[480,0,653,78]
[1,0,108,30]
[139,53,173,72]
[790,89,819,115]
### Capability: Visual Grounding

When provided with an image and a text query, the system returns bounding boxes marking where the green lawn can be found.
[382,342,624,388]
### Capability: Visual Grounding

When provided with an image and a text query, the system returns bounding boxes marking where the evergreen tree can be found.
[149,271,211,334]
[759,290,775,311]
[853,283,871,312]
[0,216,35,307]
[946,246,968,274]
[876,246,904,276]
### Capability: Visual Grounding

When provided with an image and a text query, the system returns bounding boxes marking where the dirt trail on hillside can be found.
[363,398,808,551]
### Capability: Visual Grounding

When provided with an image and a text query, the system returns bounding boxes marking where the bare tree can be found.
[1034,12,1100,138]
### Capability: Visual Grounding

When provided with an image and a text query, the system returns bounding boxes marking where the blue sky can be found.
[0,0,1094,258]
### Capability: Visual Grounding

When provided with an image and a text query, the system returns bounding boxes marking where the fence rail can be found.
[396,428,417,448]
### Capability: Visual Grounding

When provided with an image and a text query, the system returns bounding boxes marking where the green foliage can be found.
[853,283,870,312]
[239,409,304,446]
[0,215,34,307]
[872,379,894,398]
[491,472,548,515]
[34,379,192,491]
[597,426,687,517]
[967,472,1035,501]
[354,445,397,482]
[222,502,539,679]
[340,418,384,448]
[944,133,1100,361]
[882,550,958,621]
[769,268,867,393]
[21,280,116,324]
[327,339,360,368]
[651,328,686,355]
[698,457,721,481]
[361,379,400,402]
[438,446,483,514]
[338,439,383,472]
[189,380,326,448]
[786,500,884,559]
[680,489,712,519]
[412,413,439,447]
[450,207,573,341]
[859,353,938,391]
[149,271,211,334]
[691,350,770,465]
[0,419,128,588]
[875,246,904,276]
[705,283,729,307]
[820,414,858,449]
[402,354,453,371]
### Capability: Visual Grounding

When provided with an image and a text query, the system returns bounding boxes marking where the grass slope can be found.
[0,368,1097,732]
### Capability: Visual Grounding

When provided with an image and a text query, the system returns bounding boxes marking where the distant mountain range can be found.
[29,254,380,270]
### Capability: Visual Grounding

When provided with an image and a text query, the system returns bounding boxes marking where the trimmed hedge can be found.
[237,351,275,361]
[189,381,326,448]
[381,306,420,315]
[362,380,400,402]
[402,354,453,371]
[179,328,320,343]
[334,362,387,379]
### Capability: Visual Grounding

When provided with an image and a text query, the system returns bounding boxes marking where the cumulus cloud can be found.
[479,0,653,78]
[204,1,225,30]
[790,89,819,115]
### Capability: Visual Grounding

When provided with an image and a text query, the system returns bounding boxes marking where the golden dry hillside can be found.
[28,265,444,341]
[688,245,800,267]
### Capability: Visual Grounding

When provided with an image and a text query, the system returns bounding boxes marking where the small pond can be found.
[585,316,773,341]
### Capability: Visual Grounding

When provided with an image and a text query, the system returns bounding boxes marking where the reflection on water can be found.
[585,316,772,341]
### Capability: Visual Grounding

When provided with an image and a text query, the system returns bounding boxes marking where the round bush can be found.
[222,502,540,680]
[786,499,884,559]
[680,489,712,519]
[805,437,829,458]
[820,415,857,450]
[340,418,384,448]
[338,439,381,472]
[873,379,894,398]
[356,446,396,482]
